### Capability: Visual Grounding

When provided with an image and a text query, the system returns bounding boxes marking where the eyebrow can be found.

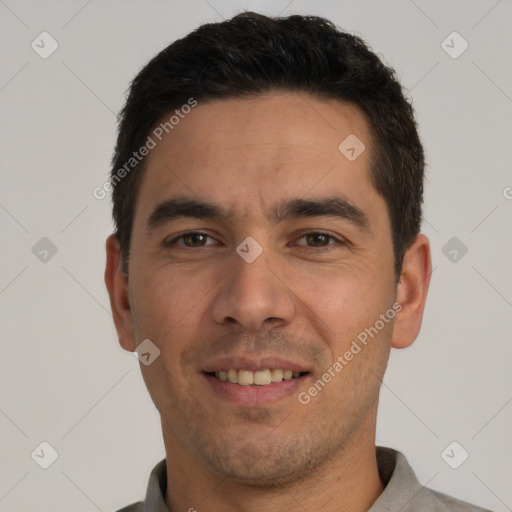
[145,196,371,235]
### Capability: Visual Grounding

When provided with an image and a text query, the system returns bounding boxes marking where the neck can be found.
[162,410,384,512]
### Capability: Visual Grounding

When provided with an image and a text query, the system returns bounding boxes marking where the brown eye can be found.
[305,233,330,246]
[295,232,339,247]
[182,233,209,247]
[166,232,217,248]
[183,233,206,247]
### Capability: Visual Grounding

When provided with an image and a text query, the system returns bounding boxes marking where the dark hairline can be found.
[112,13,424,281]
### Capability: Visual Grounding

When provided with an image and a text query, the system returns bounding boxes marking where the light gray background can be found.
[1,0,511,510]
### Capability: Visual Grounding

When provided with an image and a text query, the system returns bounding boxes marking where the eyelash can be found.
[165,230,345,250]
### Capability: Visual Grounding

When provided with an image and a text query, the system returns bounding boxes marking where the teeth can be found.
[254,369,271,385]
[271,369,284,382]
[227,369,238,384]
[238,370,254,386]
[214,368,303,386]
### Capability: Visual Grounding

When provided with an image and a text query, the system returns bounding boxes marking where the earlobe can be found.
[391,234,432,349]
[104,234,136,352]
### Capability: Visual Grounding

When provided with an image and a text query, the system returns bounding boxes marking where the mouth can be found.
[201,355,312,405]
[202,364,311,406]
[205,368,309,386]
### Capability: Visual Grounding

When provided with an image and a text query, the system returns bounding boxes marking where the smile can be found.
[209,369,306,386]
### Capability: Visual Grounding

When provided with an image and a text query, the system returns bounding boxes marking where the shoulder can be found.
[375,447,493,512]
[115,501,144,512]
[424,488,493,512]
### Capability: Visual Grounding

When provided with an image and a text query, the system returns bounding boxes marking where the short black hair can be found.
[111,11,424,278]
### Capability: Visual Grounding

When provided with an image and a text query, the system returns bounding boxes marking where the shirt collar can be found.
[142,459,168,512]
[369,447,425,510]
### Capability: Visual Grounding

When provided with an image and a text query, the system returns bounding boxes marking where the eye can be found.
[294,231,342,248]
[166,231,217,248]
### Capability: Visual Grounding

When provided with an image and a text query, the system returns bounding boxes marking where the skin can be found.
[105,92,431,512]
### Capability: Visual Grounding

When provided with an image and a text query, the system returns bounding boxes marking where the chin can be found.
[196,434,334,489]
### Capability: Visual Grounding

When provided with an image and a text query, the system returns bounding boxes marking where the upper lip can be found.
[202,355,311,373]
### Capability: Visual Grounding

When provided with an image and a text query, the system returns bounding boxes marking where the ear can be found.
[391,234,432,349]
[104,234,136,352]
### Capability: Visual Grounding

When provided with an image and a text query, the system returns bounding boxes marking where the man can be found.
[105,11,490,512]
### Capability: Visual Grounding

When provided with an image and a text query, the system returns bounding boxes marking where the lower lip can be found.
[203,373,308,406]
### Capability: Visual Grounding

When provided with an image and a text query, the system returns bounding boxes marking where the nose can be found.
[211,247,296,332]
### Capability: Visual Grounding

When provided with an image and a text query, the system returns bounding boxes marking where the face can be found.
[106,92,430,487]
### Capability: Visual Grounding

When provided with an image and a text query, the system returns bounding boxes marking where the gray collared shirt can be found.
[117,447,492,511]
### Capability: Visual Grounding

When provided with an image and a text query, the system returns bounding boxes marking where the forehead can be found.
[136,92,382,223]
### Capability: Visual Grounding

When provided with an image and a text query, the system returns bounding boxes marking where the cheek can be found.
[129,268,209,343]
[284,261,394,343]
